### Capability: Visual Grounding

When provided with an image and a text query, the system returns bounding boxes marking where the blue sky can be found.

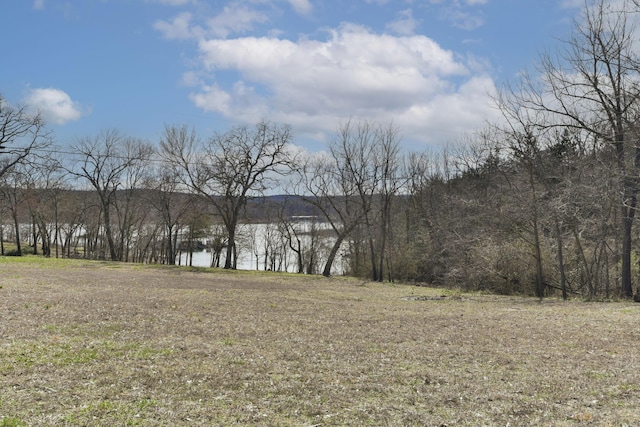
[1,0,580,151]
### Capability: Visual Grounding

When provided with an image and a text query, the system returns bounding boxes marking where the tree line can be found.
[2,0,640,299]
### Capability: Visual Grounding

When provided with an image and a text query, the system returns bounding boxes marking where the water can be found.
[176,221,345,275]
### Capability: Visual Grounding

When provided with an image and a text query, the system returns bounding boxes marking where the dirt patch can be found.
[1,258,640,426]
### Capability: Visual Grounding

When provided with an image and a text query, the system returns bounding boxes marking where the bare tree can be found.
[161,121,295,269]
[299,120,404,279]
[20,157,65,257]
[370,123,404,282]
[0,163,29,255]
[147,165,195,265]
[298,121,381,277]
[0,95,52,179]
[499,0,640,297]
[111,138,155,261]
[68,130,155,261]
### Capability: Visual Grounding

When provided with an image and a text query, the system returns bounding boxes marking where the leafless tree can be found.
[0,95,52,179]
[160,121,295,269]
[112,138,155,261]
[57,190,91,258]
[370,122,404,281]
[20,157,66,257]
[147,165,194,265]
[299,120,381,277]
[496,0,640,297]
[0,164,29,255]
[68,130,155,261]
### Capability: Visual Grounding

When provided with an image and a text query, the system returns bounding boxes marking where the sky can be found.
[1,0,582,152]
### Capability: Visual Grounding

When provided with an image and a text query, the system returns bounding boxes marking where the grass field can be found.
[1,257,640,426]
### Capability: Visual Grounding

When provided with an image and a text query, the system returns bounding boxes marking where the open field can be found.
[1,258,640,426]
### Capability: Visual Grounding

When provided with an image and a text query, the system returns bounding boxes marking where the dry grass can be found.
[1,257,640,426]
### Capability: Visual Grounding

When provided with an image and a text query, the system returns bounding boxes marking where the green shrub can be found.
[5,246,34,257]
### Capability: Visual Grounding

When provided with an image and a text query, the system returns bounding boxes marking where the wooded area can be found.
[2,0,640,299]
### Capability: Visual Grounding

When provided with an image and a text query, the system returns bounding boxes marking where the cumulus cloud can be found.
[25,88,87,125]
[186,24,498,145]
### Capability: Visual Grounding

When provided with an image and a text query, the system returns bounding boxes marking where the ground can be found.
[1,257,639,426]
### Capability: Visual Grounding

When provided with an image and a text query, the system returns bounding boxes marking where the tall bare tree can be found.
[370,122,403,282]
[0,95,52,179]
[147,165,194,265]
[0,163,29,255]
[161,121,295,269]
[500,0,640,297]
[68,130,155,261]
[298,120,384,277]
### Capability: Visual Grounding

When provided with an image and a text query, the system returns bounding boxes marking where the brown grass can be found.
[1,257,640,426]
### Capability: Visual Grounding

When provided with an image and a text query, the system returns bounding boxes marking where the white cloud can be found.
[155,3,269,40]
[154,12,202,39]
[187,24,499,146]
[287,0,312,15]
[429,0,487,30]
[206,4,269,38]
[386,9,419,35]
[442,8,485,30]
[33,0,45,10]
[25,88,87,125]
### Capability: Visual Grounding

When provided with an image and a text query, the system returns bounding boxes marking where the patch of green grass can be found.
[2,339,174,373]
[0,417,25,427]
[8,342,99,368]
[135,398,159,411]
[43,324,59,333]
[0,254,74,268]
[73,400,148,426]
[587,370,612,380]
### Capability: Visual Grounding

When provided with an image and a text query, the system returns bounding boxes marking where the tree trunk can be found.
[166,225,175,265]
[54,206,59,259]
[553,217,567,300]
[323,233,347,277]
[102,205,118,261]
[368,236,378,281]
[31,218,38,255]
[532,213,545,299]
[528,164,544,299]
[224,229,235,269]
[13,211,21,256]
[621,213,634,298]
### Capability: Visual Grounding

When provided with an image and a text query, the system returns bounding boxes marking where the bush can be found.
[5,246,34,257]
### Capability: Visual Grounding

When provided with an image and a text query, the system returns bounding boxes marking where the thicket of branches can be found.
[3,0,640,299]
